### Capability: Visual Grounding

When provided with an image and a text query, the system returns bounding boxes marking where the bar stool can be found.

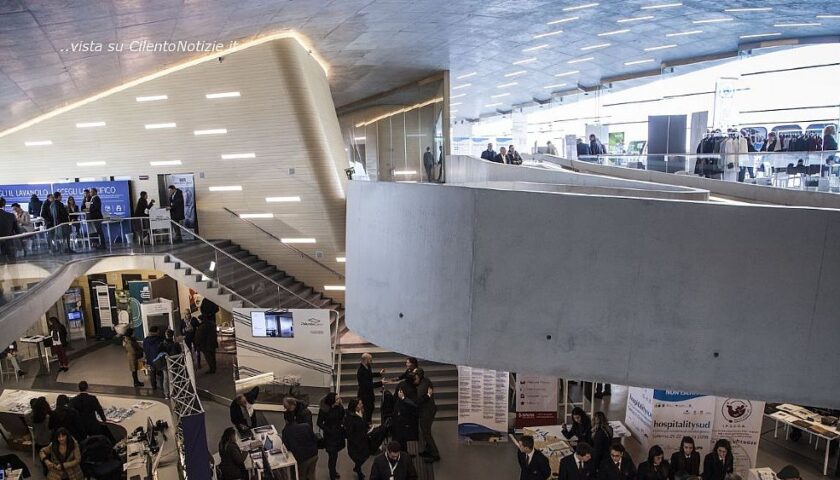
[0,355,20,383]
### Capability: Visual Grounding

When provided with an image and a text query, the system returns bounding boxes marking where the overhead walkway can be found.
[345,154,840,409]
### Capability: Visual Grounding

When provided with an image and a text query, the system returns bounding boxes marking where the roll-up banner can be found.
[713,398,766,476]
[651,390,715,456]
[515,374,558,428]
[457,366,509,442]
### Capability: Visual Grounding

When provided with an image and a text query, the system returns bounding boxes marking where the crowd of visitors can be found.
[481,142,525,165]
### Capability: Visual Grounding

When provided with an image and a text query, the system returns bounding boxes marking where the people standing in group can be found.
[558,442,593,480]
[562,406,593,446]
[122,330,144,387]
[423,146,436,183]
[590,134,606,155]
[167,185,185,242]
[590,411,614,471]
[396,357,419,383]
[638,445,670,480]
[142,326,164,391]
[87,187,106,249]
[599,444,635,480]
[26,397,52,474]
[29,194,43,218]
[824,125,838,152]
[48,317,70,372]
[356,352,384,423]
[70,381,113,441]
[577,138,592,157]
[670,436,701,480]
[414,368,439,463]
[194,299,219,374]
[50,192,72,253]
[282,413,319,480]
[318,392,346,480]
[133,191,155,244]
[218,427,248,480]
[391,382,419,452]
[49,395,86,442]
[701,439,733,480]
[481,143,496,161]
[230,386,260,433]
[493,146,509,164]
[517,435,552,480]
[508,144,523,165]
[344,398,371,479]
[0,198,21,261]
[40,427,84,480]
[370,440,418,480]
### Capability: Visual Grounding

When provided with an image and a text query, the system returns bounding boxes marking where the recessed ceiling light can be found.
[205,91,240,99]
[568,57,595,64]
[265,196,301,202]
[534,30,563,39]
[625,59,656,66]
[394,170,417,175]
[491,93,511,98]
[24,140,52,146]
[555,70,580,77]
[451,93,467,99]
[456,72,477,79]
[724,7,772,12]
[816,15,840,19]
[136,95,168,102]
[281,238,316,244]
[641,2,682,9]
[739,32,782,39]
[324,285,346,291]
[353,136,366,141]
[76,161,106,167]
[453,83,472,90]
[644,44,678,51]
[220,153,256,160]
[773,22,820,27]
[505,70,527,77]
[496,81,518,88]
[194,128,227,135]
[563,3,599,11]
[598,28,630,36]
[693,18,733,24]
[485,102,503,108]
[450,102,463,107]
[547,16,579,25]
[145,122,176,129]
[581,43,611,51]
[666,30,703,37]
[450,110,458,114]
[149,160,182,166]
[544,83,568,89]
[239,213,273,219]
[76,121,106,128]
[513,57,537,65]
[336,257,346,263]
[522,44,550,52]
[208,185,242,191]
[617,15,654,23]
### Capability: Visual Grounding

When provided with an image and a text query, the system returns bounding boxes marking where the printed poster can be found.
[713,398,766,476]
[515,374,558,428]
[652,390,715,456]
[458,366,509,442]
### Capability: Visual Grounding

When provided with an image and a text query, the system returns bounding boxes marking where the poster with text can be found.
[652,390,716,456]
[0,183,51,212]
[712,398,766,476]
[625,387,655,449]
[458,366,509,442]
[515,374,558,428]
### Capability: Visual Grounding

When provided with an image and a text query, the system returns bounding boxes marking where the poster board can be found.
[457,366,509,442]
[515,374,558,428]
[233,308,332,388]
[713,398,766,476]
[0,184,51,213]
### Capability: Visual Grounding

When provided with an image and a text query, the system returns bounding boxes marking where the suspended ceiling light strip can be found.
[354,97,443,128]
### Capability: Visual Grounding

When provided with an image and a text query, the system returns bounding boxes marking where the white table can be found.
[68,212,91,250]
[765,404,839,475]
[18,336,48,373]
[236,424,298,480]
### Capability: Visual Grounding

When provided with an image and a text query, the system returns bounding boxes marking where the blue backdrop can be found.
[0,183,51,211]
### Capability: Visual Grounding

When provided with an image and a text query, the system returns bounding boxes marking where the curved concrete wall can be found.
[346,180,840,408]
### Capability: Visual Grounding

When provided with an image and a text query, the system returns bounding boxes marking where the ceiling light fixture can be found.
[324,285,346,291]
[194,128,227,135]
[281,238,316,244]
[666,30,703,37]
[625,59,656,65]
[522,44,550,52]
[136,95,168,102]
[453,83,472,90]
[598,28,630,36]
[336,257,346,263]
[485,102,503,107]
[563,3,599,11]
[724,7,772,12]
[644,44,678,51]
[24,140,52,146]
[354,97,443,127]
[568,57,595,64]
[581,43,611,50]
[394,170,417,175]
[739,32,782,39]
[450,102,463,106]
[354,136,366,141]
[505,70,527,77]
[205,91,240,99]
[145,122,176,129]
[208,185,243,191]
[544,83,568,89]
[513,57,537,65]
[491,93,511,98]
[617,15,654,23]
[548,16,579,25]
[266,196,301,202]
[239,213,274,219]
[773,22,820,27]
[76,121,106,128]
[641,2,682,9]
[76,161,106,167]
[450,93,466,99]
[456,72,477,79]
[693,18,734,24]
[555,70,580,77]
[533,30,563,39]
[149,160,182,166]
[496,81,518,88]
[816,14,840,19]
[221,152,256,159]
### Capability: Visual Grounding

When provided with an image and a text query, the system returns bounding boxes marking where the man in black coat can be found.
[558,442,594,480]
[87,187,107,249]
[356,352,383,423]
[167,185,184,242]
[577,138,592,157]
[599,444,636,480]
[193,299,219,373]
[230,386,260,432]
[281,417,319,480]
[133,191,155,244]
[370,440,418,480]
[71,381,114,442]
[493,146,509,163]
[589,134,606,155]
[50,192,72,252]
[283,397,313,427]
[517,435,551,480]
[480,143,496,161]
[414,368,439,463]
[0,198,21,262]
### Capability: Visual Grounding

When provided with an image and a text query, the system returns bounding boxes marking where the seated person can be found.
[229,386,260,433]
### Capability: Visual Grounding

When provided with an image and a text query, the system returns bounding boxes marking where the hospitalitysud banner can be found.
[713,397,766,476]
[515,374,558,428]
[651,390,716,456]
[457,366,509,442]
[625,387,655,446]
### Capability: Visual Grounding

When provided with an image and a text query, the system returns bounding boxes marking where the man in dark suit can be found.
[599,444,636,480]
[558,442,593,480]
[167,185,184,242]
[0,198,21,261]
[517,435,551,480]
[577,138,592,158]
[480,142,496,161]
[415,368,439,463]
[493,146,509,163]
[133,191,155,244]
[230,386,260,432]
[50,191,72,253]
[356,352,383,423]
[87,187,107,249]
[370,440,418,480]
[71,381,114,442]
[423,146,435,183]
[281,416,319,480]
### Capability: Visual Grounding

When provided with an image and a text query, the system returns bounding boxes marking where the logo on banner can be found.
[300,317,323,327]
[721,399,752,424]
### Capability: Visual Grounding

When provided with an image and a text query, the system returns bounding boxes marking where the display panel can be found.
[250,311,294,338]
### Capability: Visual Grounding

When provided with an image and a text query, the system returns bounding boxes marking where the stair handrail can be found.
[222,208,345,280]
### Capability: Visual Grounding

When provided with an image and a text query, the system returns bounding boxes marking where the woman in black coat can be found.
[218,427,247,480]
[591,411,614,472]
[702,439,733,480]
[562,406,593,446]
[670,436,701,480]
[638,445,671,480]
[390,386,419,451]
[343,398,371,478]
[317,393,346,480]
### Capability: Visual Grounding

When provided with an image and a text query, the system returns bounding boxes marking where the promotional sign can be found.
[713,398,766,476]
[54,180,131,219]
[62,288,86,341]
[233,308,332,388]
[515,374,558,428]
[164,174,197,231]
[651,390,715,456]
[0,184,51,212]
[457,366,509,442]
[713,77,740,131]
